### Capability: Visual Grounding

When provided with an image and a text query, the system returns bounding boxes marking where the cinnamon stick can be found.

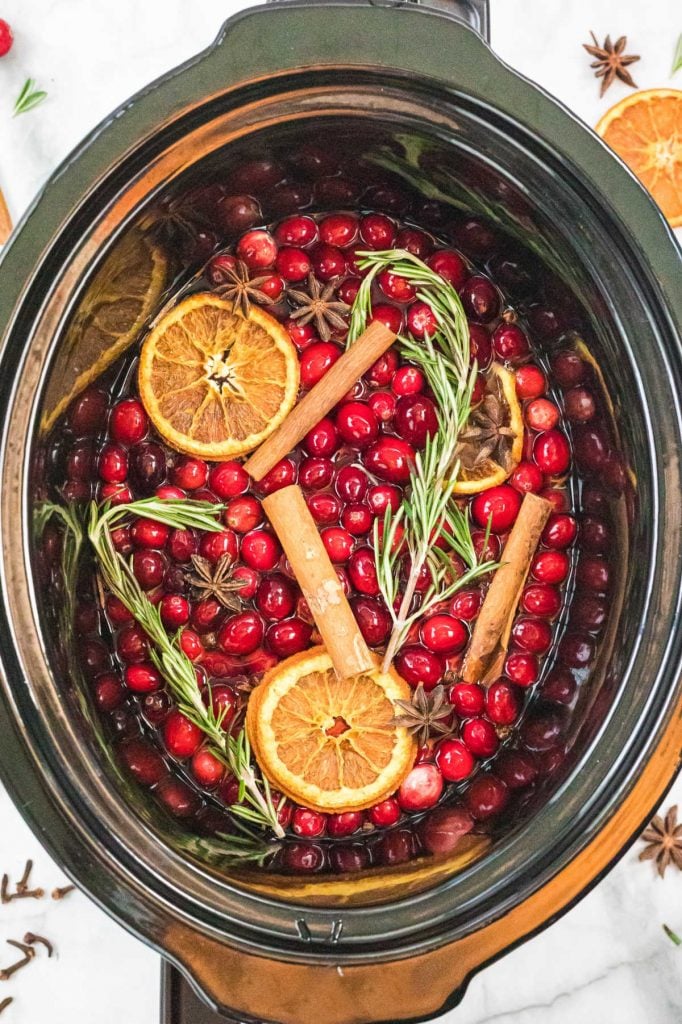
[262,484,375,680]
[461,492,552,685]
[0,189,12,246]
[244,321,396,480]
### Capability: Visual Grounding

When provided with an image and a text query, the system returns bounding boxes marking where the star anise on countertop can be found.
[639,805,682,878]
[390,683,452,747]
[185,554,245,611]
[215,259,275,318]
[286,273,350,342]
[583,32,639,97]
[455,376,517,472]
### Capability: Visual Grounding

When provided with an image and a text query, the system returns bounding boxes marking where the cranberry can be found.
[460,276,500,323]
[359,213,396,249]
[368,798,401,828]
[321,526,354,563]
[452,217,498,255]
[511,617,552,654]
[435,739,475,782]
[542,513,577,549]
[66,440,97,481]
[581,483,610,515]
[160,594,190,629]
[68,388,108,435]
[119,738,166,787]
[541,488,569,512]
[461,717,498,758]
[218,611,264,655]
[420,614,467,655]
[505,651,539,687]
[391,368,423,400]
[156,485,185,501]
[571,593,607,632]
[206,253,236,285]
[222,495,261,534]
[129,442,167,495]
[130,517,169,550]
[492,323,530,362]
[510,461,544,494]
[80,639,109,677]
[471,529,501,563]
[171,457,207,491]
[395,227,433,257]
[256,574,297,621]
[108,400,148,448]
[395,645,444,690]
[92,673,125,712]
[406,301,438,339]
[204,684,238,727]
[209,461,248,499]
[285,320,318,351]
[180,629,204,661]
[265,618,312,658]
[449,589,482,621]
[0,19,13,57]
[366,484,402,516]
[496,750,538,790]
[274,215,318,247]
[424,249,466,289]
[98,444,128,484]
[531,550,569,584]
[132,549,165,589]
[310,243,346,281]
[576,554,610,592]
[364,437,415,483]
[258,457,297,495]
[125,663,163,693]
[164,710,203,759]
[338,277,361,305]
[580,515,610,553]
[485,680,520,725]
[366,349,399,387]
[468,324,492,367]
[398,763,443,812]
[515,364,547,400]
[348,548,380,595]
[116,623,149,663]
[391,394,438,450]
[465,774,509,820]
[298,457,334,491]
[292,808,327,838]
[319,213,358,248]
[449,681,485,717]
[370,304,404,334]
[368,391,396,424]
[218,195,262,235]
[191,747,225,788]
[341,504,373,536]
[306,491,342,524]
[241,530,281,570]
[191,598,225,634]
[300,342,342,388]
[421,806,474,856]
[236,229,277,269]
[541,667,578,705]
[327,811,363,838]
[521,583,561,617]
[564,387,596,423]
[199,529,238,564]
[315,176,357,205]
[336,402,379,447]
[377,270,416,303]
[350,595,391,646]
[375,828,414,866]
[274,246,311,282]
[521,708,567,751]
[551,349,586,388]
[155,777,200,819]
[335,465,369,502]
[471,485,522,533]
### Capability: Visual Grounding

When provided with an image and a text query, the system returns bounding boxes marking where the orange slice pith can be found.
[595,88,682,228]
[452,361,524,495]
[138,292,299,460]
[247,646,417,813]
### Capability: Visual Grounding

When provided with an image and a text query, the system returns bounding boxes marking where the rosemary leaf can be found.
[673,34,682,75]
[664,923,682,946]
[13,78,47,117]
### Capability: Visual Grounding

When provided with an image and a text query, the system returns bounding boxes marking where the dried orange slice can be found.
[246,646,417,813]
[138,293,299,459]
[452,362,524,495]
[596,89,682,227]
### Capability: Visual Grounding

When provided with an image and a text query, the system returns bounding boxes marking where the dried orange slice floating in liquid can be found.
[246,646,417,813]
[138,293,299,459]
[596,88,682,228]
[452,362,524,495]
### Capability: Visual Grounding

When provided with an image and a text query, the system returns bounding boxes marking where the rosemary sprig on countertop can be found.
[13,78,47,116]
[348,250,499,671]
[87,498,285,839]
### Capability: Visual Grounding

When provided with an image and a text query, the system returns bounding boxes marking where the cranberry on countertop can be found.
[0,19,13,57]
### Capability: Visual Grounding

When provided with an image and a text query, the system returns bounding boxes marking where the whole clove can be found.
[23,933,53,958]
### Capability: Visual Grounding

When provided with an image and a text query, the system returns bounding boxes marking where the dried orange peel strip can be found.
[452,361,524,495]
[138,292,299,460]
[247,646,417,813]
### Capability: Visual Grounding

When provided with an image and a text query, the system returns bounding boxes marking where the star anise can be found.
[639,805,682,878]
[286,273,350,342]
[214,259,275,318]
[184,554,245,611]
[455,375,517,472]
[391,684,452,747]
[583,32,639,97]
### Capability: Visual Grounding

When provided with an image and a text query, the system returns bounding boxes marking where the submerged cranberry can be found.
[420,806,474,856]
[218,195,262,235]
[394,394,438,448]
[395,645,444,690]
[129,442,167,495]
[465,774,509,819]
[119,738,166,787]
[68,388,108,435]
[406,301,438,339]
[398,763,443,812]
[350,595,391,646]
[493,323,530,362]
[155,777,200,819]
[460,276,500,322]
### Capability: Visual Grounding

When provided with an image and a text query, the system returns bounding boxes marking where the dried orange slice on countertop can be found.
[452,361,524,495]
[138,292,299,459]
[596,88,682,227]
[246,646,417,814]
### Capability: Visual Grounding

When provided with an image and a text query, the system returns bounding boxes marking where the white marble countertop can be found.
[1,0,681,1021]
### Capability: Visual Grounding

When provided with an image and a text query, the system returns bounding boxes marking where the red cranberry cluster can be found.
[46,188,622,873]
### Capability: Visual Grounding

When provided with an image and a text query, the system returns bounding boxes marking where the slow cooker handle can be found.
[266,0,490,42]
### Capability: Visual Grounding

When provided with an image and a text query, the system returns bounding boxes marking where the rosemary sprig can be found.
[673,34,682,75]
[87,498,285,839]
[13,78,47,117]
[348,249,499,670]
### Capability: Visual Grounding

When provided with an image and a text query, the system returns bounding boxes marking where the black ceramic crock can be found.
[1,2,682,1022]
